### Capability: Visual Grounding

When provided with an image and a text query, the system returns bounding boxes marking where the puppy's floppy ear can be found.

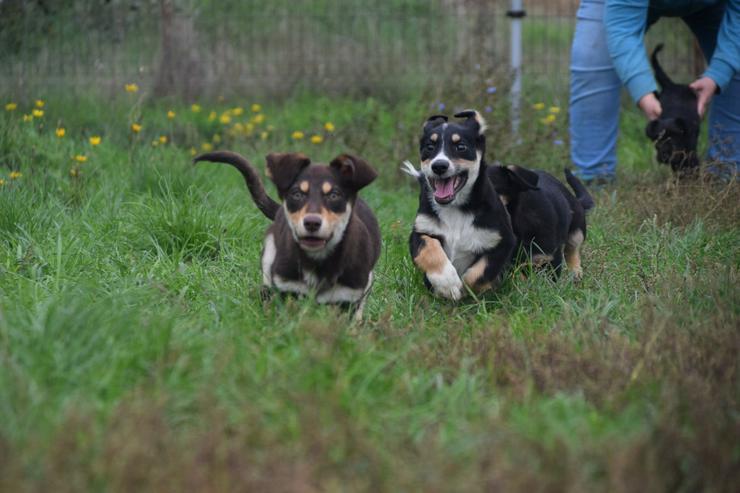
[669,117,687,134]
[330,154,378,191]
[454,109,487,135]
[504,165,539,191]
[488,165,539,196]
[645,120,662,140]
[423,114,448,132]
[265,152,311,196]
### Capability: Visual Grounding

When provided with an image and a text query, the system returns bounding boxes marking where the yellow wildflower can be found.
[310,134,323,144]
[291,131,304,140]
[70,168,80,178]
[125,83,139,93]
[324,122,335,132]
[245,123,254,134]
[232,107,244,116]
[0,178,5,186]
[159,135,168,144]
[89,136,101,146]
[74,154,88,163]
[201,142,213,152]
[219,113,231,125]
[549,106,561,114]
[191,104,202,113]
[260,131,269,140]
[532,102,545,110]
[32,109,44,118]
[9,171,22,180]
[189,147,197,157]
[55,128,66,138]
[131,123,142,133]
[35,99,45,108]
[233,123,244,134]
[208,111,217,122]
[167,110,176,120]
[23,114,32,122]
[5,103,17,111]
[540,114,556,125]
[212,134,222,143]
[251,103,262,113]
[252,113,265,124]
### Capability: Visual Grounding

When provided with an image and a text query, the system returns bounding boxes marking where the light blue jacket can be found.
[604,0,739,102]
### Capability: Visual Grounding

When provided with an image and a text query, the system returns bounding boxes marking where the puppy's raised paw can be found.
[428,263,464,301]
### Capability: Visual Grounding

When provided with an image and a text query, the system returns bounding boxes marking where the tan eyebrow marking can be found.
[451,133,461,143]
[299,181,309,193]
[322,182,331,194]
[430,133,439,142]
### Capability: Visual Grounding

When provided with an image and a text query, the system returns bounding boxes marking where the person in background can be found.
[569,0,739,184]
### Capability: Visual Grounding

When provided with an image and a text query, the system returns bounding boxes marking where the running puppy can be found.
[195,151,380,318]
[645,43,701,173]
[402,110,517,300]
[487,165,594,279]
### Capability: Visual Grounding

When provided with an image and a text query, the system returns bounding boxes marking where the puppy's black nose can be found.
[303,215,322,233]
[431,160,449,176]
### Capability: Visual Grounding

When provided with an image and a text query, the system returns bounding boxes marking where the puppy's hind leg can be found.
[564,229,585,280]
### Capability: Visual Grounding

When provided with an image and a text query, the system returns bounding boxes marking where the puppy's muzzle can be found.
[431,160,450,176]
[303,214,322,233]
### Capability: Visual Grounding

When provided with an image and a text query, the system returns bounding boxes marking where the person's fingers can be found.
[689,77,717,119]
[639,93,662,120]
[697,92,707,118]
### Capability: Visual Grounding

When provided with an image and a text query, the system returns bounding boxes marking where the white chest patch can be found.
[415,211,502,274]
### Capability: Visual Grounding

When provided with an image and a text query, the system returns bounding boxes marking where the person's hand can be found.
[689,76,718,118]
[638,92,662,120]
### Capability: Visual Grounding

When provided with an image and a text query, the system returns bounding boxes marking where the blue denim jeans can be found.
[569,0,740,180]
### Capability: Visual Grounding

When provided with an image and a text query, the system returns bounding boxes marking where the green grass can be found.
[0,91,738,492]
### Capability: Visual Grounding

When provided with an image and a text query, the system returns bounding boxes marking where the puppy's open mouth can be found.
[428,173,467,204]
[298,236,328,250]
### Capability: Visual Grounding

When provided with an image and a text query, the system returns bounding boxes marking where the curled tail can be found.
[651,43,674,90]
[564,168,595,212]
[194,151,280,220]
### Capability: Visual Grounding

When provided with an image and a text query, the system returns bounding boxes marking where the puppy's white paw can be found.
[428,263,463,301]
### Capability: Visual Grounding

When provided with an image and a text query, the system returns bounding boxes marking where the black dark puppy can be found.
[645,44,701,173]
[195,151,380,318]
[402,110,517,300]
[487,165,594,279]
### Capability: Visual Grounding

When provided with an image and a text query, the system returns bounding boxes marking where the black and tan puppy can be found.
[402,110,517,300]
[195,151,380,317]
[487,165,594,279]
[645,44,701,173]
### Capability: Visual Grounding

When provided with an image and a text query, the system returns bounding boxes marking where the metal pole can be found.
[508,0,524,137]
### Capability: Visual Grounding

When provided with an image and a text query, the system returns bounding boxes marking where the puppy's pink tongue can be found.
[434,178,455,200]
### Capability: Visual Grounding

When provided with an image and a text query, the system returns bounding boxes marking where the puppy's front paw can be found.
[427,264,464,301]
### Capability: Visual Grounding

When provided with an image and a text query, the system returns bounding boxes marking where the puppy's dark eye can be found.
[456,143,467,152]
[290,190,305,201]
[327,190,341,201]
[425,143,436,152]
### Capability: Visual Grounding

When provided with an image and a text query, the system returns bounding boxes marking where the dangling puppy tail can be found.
[564,168,595,212]
[194,151,280,220]
[650,43,674,90]
[401,160,425,185]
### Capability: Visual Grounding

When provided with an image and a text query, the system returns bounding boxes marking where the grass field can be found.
[1,90,738,492]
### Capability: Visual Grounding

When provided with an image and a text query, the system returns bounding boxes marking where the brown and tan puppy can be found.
[195,151,381,318]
